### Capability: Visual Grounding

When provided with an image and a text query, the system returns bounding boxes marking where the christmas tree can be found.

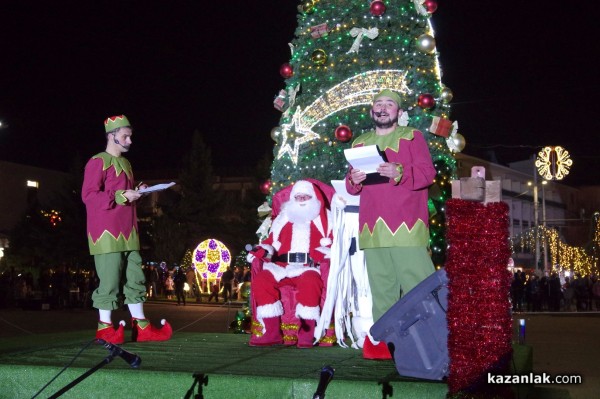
[265,0,460,267]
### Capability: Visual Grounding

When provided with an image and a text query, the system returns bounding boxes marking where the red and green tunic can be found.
[345,127,436,249]
[82,152,140,255]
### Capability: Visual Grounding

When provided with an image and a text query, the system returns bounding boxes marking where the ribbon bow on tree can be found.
[346,27,379,54]
[413,0,429,16]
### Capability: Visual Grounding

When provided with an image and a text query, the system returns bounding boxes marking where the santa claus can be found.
[249,180,333,348]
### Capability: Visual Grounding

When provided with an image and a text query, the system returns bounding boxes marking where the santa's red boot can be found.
[362,335,392,360]
[131,318,172,342]
[96,320,125,345]
[249,317,283,346]
[297,319,317,348]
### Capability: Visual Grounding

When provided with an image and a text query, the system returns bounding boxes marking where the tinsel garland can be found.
[445,199,513,398]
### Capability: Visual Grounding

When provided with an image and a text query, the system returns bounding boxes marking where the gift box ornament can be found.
[451,166,501,204]
[273,90,288,112]
[429,116,453,138]
[310,23,329,38]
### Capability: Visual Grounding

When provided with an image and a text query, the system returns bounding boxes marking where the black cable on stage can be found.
[30,338,96,399]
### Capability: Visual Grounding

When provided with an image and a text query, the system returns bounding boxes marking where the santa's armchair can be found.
[248,179,337,347]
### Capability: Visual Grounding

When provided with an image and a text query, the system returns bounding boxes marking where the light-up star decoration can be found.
[277,69,412,164]
[535,146,573,180]
[192,238,231,281]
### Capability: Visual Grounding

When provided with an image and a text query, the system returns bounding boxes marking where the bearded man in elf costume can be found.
[248,180,334,348]
[82,115,172,344]
[346,89,437,359]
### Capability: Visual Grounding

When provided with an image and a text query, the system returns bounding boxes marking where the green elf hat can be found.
[373,89,403,108]
[104,115,130,133]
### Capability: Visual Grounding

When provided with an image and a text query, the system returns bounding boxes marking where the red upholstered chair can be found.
[249,179,336,346]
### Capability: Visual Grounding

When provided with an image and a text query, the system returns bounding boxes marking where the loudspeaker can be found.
[370,269,449,380]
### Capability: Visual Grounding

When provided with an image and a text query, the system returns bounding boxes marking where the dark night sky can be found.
[1,1,599,185]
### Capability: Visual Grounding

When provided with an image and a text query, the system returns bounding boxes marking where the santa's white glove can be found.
[246,253,256,263]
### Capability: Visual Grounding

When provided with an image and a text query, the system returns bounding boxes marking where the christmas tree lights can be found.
[267,0,459,266]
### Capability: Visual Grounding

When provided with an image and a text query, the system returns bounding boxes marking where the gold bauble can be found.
[302,0,315,14]
[440,87,453,104]
[311,49,327,65]
[447,133,466,153]
[416,34,436,54]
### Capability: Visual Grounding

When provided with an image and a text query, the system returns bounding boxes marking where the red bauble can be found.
[334,125,353,143]
[279,63,294,79]
[417,93,436,109]
[259,180,272,195]
[369,0,386,16]
[424,0,438,13]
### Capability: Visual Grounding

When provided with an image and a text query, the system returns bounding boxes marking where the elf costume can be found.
[345,90,437,359]
[82,115,171,344]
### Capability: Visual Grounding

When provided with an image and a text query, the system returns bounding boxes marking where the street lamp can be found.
[527,180,549,273]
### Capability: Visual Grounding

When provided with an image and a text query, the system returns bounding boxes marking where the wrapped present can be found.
[429,116,453,138]
[451,166,501,204]
[273,89,288,112]
[310,23,329,38]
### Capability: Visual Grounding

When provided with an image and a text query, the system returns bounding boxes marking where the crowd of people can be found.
[511,270,600,312]
[0,262,251,310]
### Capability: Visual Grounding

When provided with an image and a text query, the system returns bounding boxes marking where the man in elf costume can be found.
[248,180,333,348]
[82,115,172,344]
[346,90,436,359]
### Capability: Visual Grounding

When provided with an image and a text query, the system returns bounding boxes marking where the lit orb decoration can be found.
[416,34,436,54]
[440,87,453,104]
[279,63,294,79]
[447,133,466,153]
[192,239,231,281]
[270,127,279,142]
[417,93,436,109]
[425,0,438,13]
[370,0,386,16]
[535,146,573,180]
[259,179,272,195]
[334,125,353,143]
[311,49,327,65]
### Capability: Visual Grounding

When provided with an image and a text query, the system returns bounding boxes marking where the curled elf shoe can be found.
[131,318,172,342]
[362,335,392,360]
[96,320,125,345]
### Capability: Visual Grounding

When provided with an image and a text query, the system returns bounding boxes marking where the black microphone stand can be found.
[48,346,120,398]
[184,373,208,399]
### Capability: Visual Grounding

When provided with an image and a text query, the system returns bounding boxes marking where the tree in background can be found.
[265,0,461,267]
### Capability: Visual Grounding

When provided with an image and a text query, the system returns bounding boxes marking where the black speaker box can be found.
[370,269,449,380]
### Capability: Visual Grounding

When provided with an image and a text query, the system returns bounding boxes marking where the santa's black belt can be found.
[272,252,311,263]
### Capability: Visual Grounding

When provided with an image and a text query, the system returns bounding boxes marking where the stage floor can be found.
[0,331,536,399]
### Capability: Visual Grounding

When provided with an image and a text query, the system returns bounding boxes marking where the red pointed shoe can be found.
[96,320,125,345]
[132,318,173,342]
[363,335,392,360]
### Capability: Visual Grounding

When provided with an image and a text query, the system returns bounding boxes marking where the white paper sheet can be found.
[343,145,385,174]
[138,182,176,194]
[331,180,360,206]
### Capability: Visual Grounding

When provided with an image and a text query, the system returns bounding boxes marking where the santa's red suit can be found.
[250,180,332,347]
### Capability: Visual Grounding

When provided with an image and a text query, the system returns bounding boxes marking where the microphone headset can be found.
[112,133,127,148]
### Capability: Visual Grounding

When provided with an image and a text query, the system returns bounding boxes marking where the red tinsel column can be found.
[445,199,513,397]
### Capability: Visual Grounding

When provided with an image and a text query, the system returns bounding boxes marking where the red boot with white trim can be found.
[96,320,125,345]
[249,317,283,346]
[362,335,392,360]
[131,318,172,342]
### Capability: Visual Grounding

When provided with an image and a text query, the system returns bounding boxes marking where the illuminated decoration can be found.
[535,146,573,180]
[192,239,231,282]
[277,69,412,164]
[41,209,62,227]
[511,224,600,277]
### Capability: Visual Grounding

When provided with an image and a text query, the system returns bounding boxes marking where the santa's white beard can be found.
[286,197,321,224]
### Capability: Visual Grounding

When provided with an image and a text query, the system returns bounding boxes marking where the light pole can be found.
[527,181,540,271]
